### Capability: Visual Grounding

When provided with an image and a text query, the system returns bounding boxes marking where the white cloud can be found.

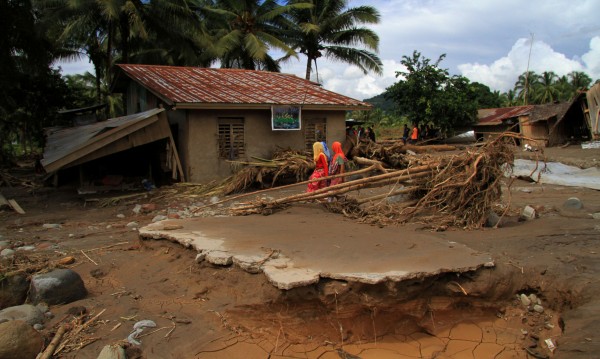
[458,37,598,92]
[582,37,600,79]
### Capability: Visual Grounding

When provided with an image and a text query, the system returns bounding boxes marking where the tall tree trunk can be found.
[305,57,312,80]
[106,20,113,83]
[119,15,130,64]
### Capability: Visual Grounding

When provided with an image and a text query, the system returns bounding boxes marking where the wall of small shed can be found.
[126,83,159,115]
[520,119,550,148]
[181,108,346,182]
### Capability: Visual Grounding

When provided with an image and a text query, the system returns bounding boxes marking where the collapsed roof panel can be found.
[41,108,183,180]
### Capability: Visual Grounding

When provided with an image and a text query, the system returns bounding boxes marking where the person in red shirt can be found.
[307,142,329,193]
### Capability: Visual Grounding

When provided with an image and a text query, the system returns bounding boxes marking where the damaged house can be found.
[41,65,369,187]
[41,108,183,189]
[474,93,591,147]
[112,64,370,183]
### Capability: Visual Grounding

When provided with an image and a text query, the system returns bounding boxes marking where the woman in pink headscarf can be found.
[328,141,347,186]
[307,142,329,193]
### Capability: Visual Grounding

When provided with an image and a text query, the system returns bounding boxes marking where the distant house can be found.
[587,83,600,140]
[113,64,370,182]
[474,94,590,147]
[473,105,533,142]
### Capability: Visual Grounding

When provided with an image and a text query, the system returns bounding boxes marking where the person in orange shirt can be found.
[328,141,347,186]
[410,124,419,144]
[307,142,329,193]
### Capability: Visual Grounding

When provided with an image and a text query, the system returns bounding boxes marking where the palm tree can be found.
[568,71,592,92]
[200,0,310,71]
[514,71,539,105]
[501,90,517,107]
[534,71,559,104]
[555,75,573,102]
[285,0,382,81]
[38,0,204,104]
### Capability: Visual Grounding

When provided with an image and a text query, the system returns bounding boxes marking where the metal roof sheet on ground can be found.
[475,105,534,126]
[41,108,164,172]
[116,64,370,109]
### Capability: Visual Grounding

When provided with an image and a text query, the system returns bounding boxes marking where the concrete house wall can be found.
[183,109,345,182]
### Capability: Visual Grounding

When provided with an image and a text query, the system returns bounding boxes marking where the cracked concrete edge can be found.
[320,262,491,285]
[139,227,496,290]
[139,227,225,252]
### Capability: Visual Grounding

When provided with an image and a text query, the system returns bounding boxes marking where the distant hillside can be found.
[363,92,395,112]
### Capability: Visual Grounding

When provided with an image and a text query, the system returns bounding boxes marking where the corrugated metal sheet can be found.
[41,108,164,171]
[116,64,370,108]
[475,105,534,126]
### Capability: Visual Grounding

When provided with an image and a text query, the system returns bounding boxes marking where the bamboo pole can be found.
[193,163,384,212]
[39,325,66,359]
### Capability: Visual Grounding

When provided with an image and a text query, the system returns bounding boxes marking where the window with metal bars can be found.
[304,121,327,151]
[218,118,245,160]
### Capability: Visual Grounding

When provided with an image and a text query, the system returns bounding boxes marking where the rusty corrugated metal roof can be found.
[116,64,370,109]
[475,105,534,126]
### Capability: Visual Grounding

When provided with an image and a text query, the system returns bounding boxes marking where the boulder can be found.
[0,320,43,359]
[0,304,44,326]
[563,197,583,210]
[29,269,87,305]
[97,344,127,359]
[0,274,30,309]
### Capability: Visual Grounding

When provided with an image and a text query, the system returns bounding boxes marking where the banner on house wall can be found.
[271,105,301,130]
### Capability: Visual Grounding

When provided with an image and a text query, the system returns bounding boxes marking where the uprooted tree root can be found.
[231,134,532,229]
[223,149,313,195]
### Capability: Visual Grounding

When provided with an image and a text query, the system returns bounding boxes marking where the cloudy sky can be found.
[56,0,600,101]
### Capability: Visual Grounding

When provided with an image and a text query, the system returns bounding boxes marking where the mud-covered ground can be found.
[1,145,599,359]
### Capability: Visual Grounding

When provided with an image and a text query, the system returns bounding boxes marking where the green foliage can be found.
[468,82,502,109]
[0,0,70,164]
[63,72,123,118]
[285,0,382,80]
[199,0,306,71]
[362,92,396,113]
[385,51,477,135]
[511,70,594,105]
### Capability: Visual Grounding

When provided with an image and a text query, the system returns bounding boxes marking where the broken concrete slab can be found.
[139,206,493,290]
[262,266,320,290]
[205,251,232,266]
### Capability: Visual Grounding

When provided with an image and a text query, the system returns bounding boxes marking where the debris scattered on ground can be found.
[127,319,157,345]
[232,135,520,229]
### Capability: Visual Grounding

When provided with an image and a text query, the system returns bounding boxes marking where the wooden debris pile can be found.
[40,309,107,358]
[223,149,313,194]
[230,135,518,229]
[351,140,458,169]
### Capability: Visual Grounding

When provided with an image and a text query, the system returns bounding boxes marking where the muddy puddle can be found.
[198,289,561,358]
